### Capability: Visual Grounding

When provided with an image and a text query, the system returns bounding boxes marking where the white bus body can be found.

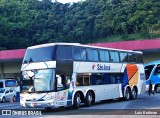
[20,43,146,109]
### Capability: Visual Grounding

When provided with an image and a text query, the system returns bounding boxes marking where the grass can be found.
[88,33,160,44]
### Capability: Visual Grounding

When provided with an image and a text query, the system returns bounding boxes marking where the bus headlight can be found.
[43,96,54,101]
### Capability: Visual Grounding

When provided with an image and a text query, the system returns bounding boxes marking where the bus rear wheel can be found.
[124,87,131,101]
[85,91,93,107]
[131,87,137,100]
[73,93,81,109]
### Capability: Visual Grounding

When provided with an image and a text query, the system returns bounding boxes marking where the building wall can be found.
[4,61,21,73]
[0,61,22,85]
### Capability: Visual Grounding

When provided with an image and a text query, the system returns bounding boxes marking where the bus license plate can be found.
[31,103,37,107]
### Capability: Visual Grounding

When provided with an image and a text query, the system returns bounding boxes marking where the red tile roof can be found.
[89,38,160,50]
[0,38,160,60]
[0,49,26,60]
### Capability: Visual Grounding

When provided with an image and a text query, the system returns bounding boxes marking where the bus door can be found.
[76,74,91,86]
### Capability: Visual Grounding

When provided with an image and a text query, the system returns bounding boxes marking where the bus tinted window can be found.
[87,49,99,61]
[137,53,143,63]
[74,47,87,61]
[57,46,72,60]
[87,49,94,61]
[23,46,56,63]
[91,74,104,85]
[99,50,109,62]
[120,52,128,62]
[110,51,119,62]
[128,53,136,62]
[93,50,99,61]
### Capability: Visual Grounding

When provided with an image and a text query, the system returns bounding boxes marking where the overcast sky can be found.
[57,0,82,3]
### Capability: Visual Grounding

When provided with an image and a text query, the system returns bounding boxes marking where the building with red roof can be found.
[0,38,160,81]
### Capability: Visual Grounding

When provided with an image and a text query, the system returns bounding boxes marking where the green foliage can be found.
[0,0,160,50]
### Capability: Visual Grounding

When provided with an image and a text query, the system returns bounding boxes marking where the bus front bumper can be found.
[20,100,58,108]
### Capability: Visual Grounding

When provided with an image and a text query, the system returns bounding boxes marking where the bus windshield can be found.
[22,69,55,93]
[23,46,56,63]
[145,65,155,80]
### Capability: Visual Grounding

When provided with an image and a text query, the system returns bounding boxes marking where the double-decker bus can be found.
[20,43,146,109]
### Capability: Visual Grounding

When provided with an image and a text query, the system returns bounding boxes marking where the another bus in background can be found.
[145,60,160,92]
[20,43,146,109]
[0,79,18,91]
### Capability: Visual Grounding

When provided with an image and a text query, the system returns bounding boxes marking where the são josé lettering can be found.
[97,64,110,71]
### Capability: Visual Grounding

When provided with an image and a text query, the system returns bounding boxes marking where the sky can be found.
[57,0,82,4]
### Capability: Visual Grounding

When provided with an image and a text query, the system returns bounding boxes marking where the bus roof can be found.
[28,43,142,54]
[145,60,160,66]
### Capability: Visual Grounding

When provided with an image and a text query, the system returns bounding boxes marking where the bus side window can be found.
[84,76,90,86]
[110,51,120,62]
[76,76,83,86]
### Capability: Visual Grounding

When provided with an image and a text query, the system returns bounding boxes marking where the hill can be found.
[0,0,160,49]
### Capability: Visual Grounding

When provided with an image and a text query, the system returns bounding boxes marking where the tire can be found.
[131,87,137,100]
[155,85,160,93]
[45,107,52,111]
[2,97,5,103]
[73,93,81,109]
[13,96,16,102]
[124,87,131,101]
[85,91,93,107]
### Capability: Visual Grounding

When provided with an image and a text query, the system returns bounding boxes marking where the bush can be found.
[121,34,129,40]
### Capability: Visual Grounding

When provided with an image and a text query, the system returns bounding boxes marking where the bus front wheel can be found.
[2,97,5,102]
[73,93,81,109]
[85,91,93,107]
